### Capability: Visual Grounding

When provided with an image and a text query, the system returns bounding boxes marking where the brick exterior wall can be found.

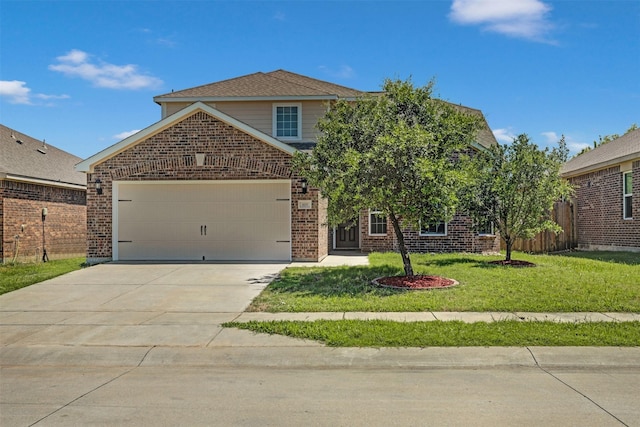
[1,180,86,262]
[87,110,325,263]
[359,210,500,254]
[568,161,640,251]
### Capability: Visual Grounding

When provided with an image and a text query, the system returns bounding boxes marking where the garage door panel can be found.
[117,181,291,261]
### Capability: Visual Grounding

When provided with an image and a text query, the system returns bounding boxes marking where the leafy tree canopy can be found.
[294,78,483,275]
[462,134,573,261]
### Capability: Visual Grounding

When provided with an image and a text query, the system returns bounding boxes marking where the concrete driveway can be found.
[0,262,290,350]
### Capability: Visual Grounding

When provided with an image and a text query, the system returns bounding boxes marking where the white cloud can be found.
[114,129,141,140]
[0,80,31,104]
[0,80,69,105]
[318,65,355,79]
[49,49,163,90]
[541,131,559,143]
[493,128,517,143]
[449,0,553,41]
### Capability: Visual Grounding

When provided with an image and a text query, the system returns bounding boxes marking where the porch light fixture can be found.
[300,179,308,194]
[95,178,103,195]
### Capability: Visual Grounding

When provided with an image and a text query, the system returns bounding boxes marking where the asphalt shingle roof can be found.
[155,69,364,99]
[561,128,640,177]
[0,124,86,187]
[155,70,497,149]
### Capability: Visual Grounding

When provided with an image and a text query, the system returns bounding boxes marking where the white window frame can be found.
[273,103,302,141]
[623,171,633,219]
[477,220,495,236]
[419,220,447,237]
[368,209,387,236]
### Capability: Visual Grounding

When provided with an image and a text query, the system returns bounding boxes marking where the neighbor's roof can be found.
[0,124,86,188]
[561,128,640,177]
[154,69,364,102]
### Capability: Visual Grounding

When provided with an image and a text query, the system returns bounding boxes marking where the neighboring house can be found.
[76,70,499,264]
[1,124,86,263]
[561,128,640,252]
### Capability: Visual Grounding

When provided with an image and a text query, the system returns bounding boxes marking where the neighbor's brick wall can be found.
[360,211,499,254]
[1,180,86,262]
[568,161,640,250]
[87,110,324,262]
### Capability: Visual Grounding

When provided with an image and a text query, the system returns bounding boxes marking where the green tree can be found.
[294,78,482,276]
[462,134,572,262]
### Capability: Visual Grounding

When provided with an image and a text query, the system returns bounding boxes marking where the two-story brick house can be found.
[561,128,640,252]
[76,70,499,263]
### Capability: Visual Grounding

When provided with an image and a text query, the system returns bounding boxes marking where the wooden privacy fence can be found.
[500,201,577,253]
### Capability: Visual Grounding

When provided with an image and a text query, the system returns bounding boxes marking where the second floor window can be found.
[273,104,301,140]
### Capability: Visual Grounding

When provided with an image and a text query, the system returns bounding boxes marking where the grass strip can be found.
[0,257,85,295]
[224,320,640,347]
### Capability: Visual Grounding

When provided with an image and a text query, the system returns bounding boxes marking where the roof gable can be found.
[561,128,640,177]
[0,124,85,187]
[76,102,297,173]
[154,69,363,101]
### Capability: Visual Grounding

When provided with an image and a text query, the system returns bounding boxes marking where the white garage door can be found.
[115,181,291,261]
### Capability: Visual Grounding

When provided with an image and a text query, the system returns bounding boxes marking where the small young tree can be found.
[463,134,572,262]
[293,78,482,276]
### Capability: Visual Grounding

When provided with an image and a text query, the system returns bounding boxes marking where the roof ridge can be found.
[156,71,267,98]
[266,69,363,97]
[265,70,334,96]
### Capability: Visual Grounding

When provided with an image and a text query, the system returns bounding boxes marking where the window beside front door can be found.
[273,103,301,140]
[623,171,633,219]
[369,210,387,235]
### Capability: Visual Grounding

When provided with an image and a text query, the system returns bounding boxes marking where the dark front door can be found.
[335,220,360,249]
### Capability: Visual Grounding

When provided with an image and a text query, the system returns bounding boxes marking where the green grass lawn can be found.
[248,251,640,312]
[226,319,640,347]
[0,257,85,295]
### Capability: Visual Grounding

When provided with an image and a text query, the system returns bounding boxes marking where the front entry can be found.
[335,219,360,249]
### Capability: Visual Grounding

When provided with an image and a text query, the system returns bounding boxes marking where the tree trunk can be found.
[505,238,513,262]
[389,211,414,276]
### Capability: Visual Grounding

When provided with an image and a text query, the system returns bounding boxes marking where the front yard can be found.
[227,251,640,347]
[248,251,640,313]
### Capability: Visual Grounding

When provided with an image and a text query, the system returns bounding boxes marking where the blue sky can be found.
[1,0,639,159]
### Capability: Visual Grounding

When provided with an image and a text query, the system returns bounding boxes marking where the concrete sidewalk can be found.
[235,311,640,323]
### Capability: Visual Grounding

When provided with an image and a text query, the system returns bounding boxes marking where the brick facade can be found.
[86,110,326,263]
[1,180,86,262]
[359,210,500,254]
[568,161,640,251]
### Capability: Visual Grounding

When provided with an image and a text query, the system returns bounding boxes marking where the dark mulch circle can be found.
[373,275,459,290]
[488,259,536,267]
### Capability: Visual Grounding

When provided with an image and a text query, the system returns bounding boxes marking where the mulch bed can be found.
[373,275,459,290]
[488,259,536,267]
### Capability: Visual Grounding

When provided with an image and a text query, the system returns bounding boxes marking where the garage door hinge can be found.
[276,198,290,201]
